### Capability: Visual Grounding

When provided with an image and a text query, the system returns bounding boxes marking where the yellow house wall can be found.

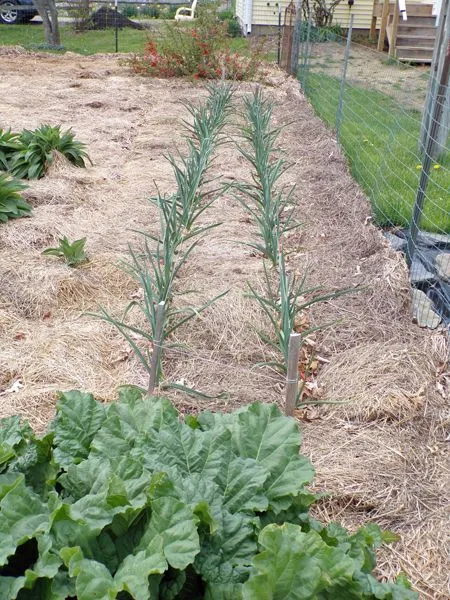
[251,0,434,30]
[251,0,291,27]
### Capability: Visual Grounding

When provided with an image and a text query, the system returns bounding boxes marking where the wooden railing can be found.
[370,0,403,55]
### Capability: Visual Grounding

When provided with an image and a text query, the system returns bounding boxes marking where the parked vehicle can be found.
[0,0,37,24]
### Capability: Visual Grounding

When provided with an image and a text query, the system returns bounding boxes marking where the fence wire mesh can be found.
[0,1,180,53]
[295,19,450,335]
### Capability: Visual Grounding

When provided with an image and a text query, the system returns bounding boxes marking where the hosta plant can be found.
[43,236,88,267]
[0,129,21,172]
[10,125,90,180]
[0,173,32,223]
[0,389,417,599]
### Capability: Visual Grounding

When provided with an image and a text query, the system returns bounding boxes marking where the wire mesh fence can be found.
[283,10,450,335]
[0,1,181,52]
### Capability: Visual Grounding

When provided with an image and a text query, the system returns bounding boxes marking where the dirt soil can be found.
[0,47,448,598]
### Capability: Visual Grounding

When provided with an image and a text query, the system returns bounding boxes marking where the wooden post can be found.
[370,0,378,40]
[389,0,400,57]
[290,0,302,75]
[285,332,301,416]
[377,0,390,52]
[148,301,165,395]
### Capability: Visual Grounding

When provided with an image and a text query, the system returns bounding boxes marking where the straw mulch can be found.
[0,53,448,598]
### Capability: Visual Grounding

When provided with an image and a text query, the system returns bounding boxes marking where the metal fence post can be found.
[277,5,282,65]
[407,31,450,264]
[114,0,119,53]
[336,14,354,144]
[419,0,449,156]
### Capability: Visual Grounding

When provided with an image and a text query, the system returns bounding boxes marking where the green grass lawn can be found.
[0,22,255,56]
[302,71,450,233]
[0,23,152,54]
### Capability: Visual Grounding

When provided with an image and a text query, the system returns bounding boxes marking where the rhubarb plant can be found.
[0,389,417,600]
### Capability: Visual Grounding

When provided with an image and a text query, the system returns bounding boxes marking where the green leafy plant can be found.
[0,129,21,172]
[162,83,233,231]
[235,88,301,265]
[248,253,356,375]
[98,85,233,391]
[10,125,90,180]
[0,388,417,599]
[43,236,88,267]
[0,173,32,223]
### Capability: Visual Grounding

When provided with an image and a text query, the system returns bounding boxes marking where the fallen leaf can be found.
[111,350,131,366]
[13,332,26,341]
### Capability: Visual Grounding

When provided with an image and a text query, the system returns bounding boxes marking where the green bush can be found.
[226,16,242,37]
[218,8,234,20]
[141,4,160,18]
[121,4,138,18]
[10,124,90,180]
[218,9,242,37]
[0,388,417,599]
[160,4,177,19]
[0,172,32,223]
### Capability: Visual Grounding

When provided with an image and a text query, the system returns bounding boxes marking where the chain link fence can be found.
[282,10,450,335]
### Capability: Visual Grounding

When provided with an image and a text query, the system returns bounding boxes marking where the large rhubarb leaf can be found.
[138,496,200,570]
[0,476,52,566]
[195,509,257,587]
[232,403,314,511]
[51,391,106,468]
[242,524,355,599]
[0,416,33,470]
[91,396,179,462]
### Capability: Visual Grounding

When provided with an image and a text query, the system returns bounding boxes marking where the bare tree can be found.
[33,0,60,47]
[302,0,343,27]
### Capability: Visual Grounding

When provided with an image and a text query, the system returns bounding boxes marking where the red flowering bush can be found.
[128,5,264,81]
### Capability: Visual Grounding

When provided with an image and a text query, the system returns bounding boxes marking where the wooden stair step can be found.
[396,57,433,63]
[396,34,436,46]
[402,15,437,25]
[374,2,433,18]
[396,45,434,61]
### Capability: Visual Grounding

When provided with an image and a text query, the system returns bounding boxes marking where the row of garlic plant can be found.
[237,88,354,386]
[100,84,233,390]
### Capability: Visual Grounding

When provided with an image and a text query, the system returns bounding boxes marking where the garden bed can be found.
[0,49,448,598]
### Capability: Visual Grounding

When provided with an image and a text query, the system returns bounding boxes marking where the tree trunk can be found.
[33,0,61,47]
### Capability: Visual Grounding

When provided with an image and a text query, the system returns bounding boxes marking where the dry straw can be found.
[0,57,447,597]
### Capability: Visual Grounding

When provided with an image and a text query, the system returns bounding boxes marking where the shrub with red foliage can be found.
[128,7,265,81]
